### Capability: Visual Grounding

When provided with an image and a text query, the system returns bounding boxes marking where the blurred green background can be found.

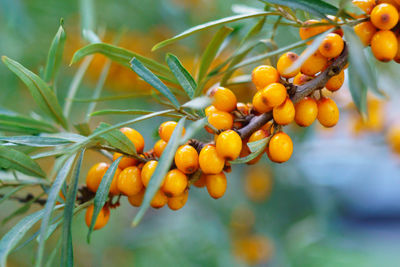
[1,0,400,266]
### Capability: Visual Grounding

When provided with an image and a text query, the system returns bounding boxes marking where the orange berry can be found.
[249,129,269,143]
[371,30,398,61]
[352,0,376,14]
[299,20,332,44]
[251,65,280,90]
[199,144,225,174]
[293,73,312,86]
[371,3,399,30]
[85,204,110,230]
[273,97,295,125]
[150,190,168,209]
[153,139,167,158]
[112,152,138,170]
[109,168,121,196]
[261,83,287,108]
[252,91,272,113]
[317,98,340,127]
[236,102,250,115]
[378,0,400,10]
[326,70,345,92]
[168,189,189,211]
[120,127,145,153]
[354,21,377,46]
[215,130,242,161]
[193,173,207,187]
[268,132,293,163]
[206,172,227,199]
[117,166,143,196]
[294,97,318,127]
[301,51,328,76]
[128,189,145,207]
[141,160,160,187]
[162,169,188,197]
[277,52,300,78]
[207,110,233,130]
[174,145,199,174]
[86,162,109,193]
[210,87,237,112]
[159,121,186,142]
[319,33,344,58]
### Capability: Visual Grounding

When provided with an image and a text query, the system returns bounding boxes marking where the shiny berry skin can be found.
[251,65,280,90]
[162,169,188,197]
[261,83,287,108]
[216,130,242,161]
[236,102,250,115]
[206,172,227,199]
[371,30,398,61]
[273,97,295,125]
[319,33,344,58]
[174,145,199,174]
[109,168,121,196]
[113,152,138,170]
[326,70,345,92]
[120,127,145,153]
[193,173,207,187]
[86,162,109,193]
[268,132,293,163]
[141,160,160,187]
[153,139,167,158]
[205,105,217,116]
[249,129,269,143]
[117,166,143,196]
[352,0,376,14]
[253,91,272,113]
[85,204,110,230]
[150,190,168,209]
[210,87,237,112]
[299,20,332,44]
[354,21,377,46]
[301,51,328,76]
[168,189,189,211]
[293,73,312,86]
[159,121,186,142]
[207,110,233,131]
[128,189,145,207]
[277,52,300,78]
[317,98,340,127]
[371,3,399,30]
[199,144,225,174]
[294,97,318,127]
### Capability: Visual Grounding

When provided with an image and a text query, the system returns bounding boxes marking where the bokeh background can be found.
[1,0,400,266]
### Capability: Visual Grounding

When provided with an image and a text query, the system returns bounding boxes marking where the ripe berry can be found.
[112,152,138,170]
[319,33,344,58]
[299,20,332,44]
[293,73,312,86]
[249,129,269,143]
[141,160,160,187]
[253,91,272,113]
[371,3,399,30]
[317,98,340,127]
[354,21,377,46]
[277,52,300,78]
[216,130,242,161]
[85,204,110,230]
[273,97,295,125]
[153,139,167,158]
[261,83,287,108]
[86,162,109,193]
[352,0,376,14]
[117,166,143,196]
[151,190,168,209]
[206,172,227,199]
[326,70,345,92]
[128,189,145,207]
[294,97,318,127]
[162,169,188,197]
[371,30,398,61]
[379,0,400,10]
[193,173,207,187]
[210,87,237,112]
[301,51,328,77]
[268,132,293,163]
[237,102,250,115]
[251,65,280,90]
[159,121,186,142]
[199,144,225,174]
[174,145,199,174]
[120,127,145,153]
[207,110,233,130]
[109,168,121,196]
[168,189,189,211]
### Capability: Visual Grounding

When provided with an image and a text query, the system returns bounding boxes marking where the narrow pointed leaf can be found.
[259,0,338,18]
[230,138,268,164]
[0,185,25,205]
[181,118,208,144]
[0,136,73,147]
[182,96,212,110]
[0,146,45,177]
[43,21,66,84]
[166,53,196,99]
[0,113,57,134]
[94,122,136,155]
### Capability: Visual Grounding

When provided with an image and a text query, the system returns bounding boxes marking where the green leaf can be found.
[0,113,57,134]
[130,58,180,108]
[152,11,278,50]
[90,109,182,119]
[0,146,45,177]
[181,118,208,144]
[0,136,73,147]
[1,56,68,128]
[36,154,76,267]
[348,64,368,117]
[166,53,196,99]
[259,0,338,18]
[230,138,268,164]
[0,185,25,205]
[87,157,121,243]
[132,118,185,226]
[93,122,137,155]
[182,96,212,110]
[43,20,66,84]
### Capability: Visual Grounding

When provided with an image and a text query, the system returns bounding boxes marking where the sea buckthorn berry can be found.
[353,0,376,14]
[85,204,110,230]
[237,102,249,115]
[112,152,138,170]
[371,30,398,61]
[253,91,272,113]
[299,20,332,44]
[379,0,400,10]
[174,145,199,174]
[207,110,233,130]
[109,168,121,196]
[206,173,227,199]
[277,52,300,78]
[319,33,344,58]
[249,129,269,143]
[261,83,287,108]
[273,98,295,125]
[141,160,160,187]
[128,189,145,207]
[151,190,168,209]
[293,73,312,86]
[268,132,293,163]
[117,166,143,197]
[371,3,399,29]
[354,21,377,46]
[193,173,207,187]
[168,189,189,211]
[294,97,318,127]
[301,51,328,76]
[153,139,167,158]
[162,169,188,197]
[199,144,225,174]
[326,70,345,92]
[317,98,340,127]
[251,65,280,89]
[216,130,242,161]
[159,121,186,142]
[120,127,145,153]
[86,162,110,193]
[210,87,237,112]
[205,105,217,116]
